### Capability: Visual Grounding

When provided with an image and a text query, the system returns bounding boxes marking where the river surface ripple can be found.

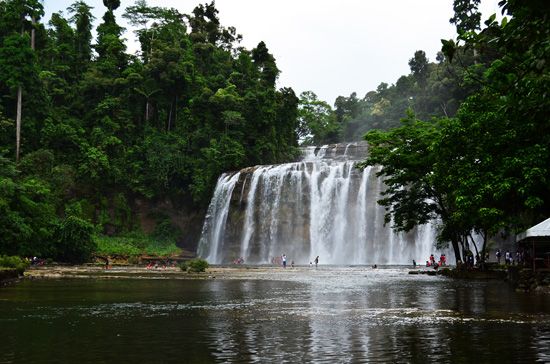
[1,267,549,363]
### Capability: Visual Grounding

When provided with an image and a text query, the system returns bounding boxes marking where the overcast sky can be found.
[43,0,502,105]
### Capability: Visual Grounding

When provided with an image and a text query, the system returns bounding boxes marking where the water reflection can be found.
[0,268,549,363]
[201,268,550,363]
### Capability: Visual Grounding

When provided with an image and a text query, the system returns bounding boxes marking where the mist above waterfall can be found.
[198,143,440,265]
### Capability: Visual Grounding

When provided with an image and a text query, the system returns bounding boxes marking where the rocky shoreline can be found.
[0,268,20,286]
[23,265,315,281]
[14,265,550,295]
[409,266,550,294]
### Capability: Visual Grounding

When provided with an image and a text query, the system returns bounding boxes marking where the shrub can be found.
[94,232,181,257]
[178,261,188,272]
[54,216,96,264]
[128,256,140,265]
[95,235,142,256]
[152,218,181,242]
[0,255,30,275]
[187,258,209,273]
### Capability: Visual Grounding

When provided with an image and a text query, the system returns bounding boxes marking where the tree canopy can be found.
[360,0,550,264]
[0,0,299,261]
[0,0,547,264]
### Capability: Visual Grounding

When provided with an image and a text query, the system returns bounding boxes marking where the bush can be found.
[187,258,209,273]
[94,232,181,257]
[151,218,181,242]
[95,235,142,256]
[178,261,188,271]
[54,216,96,263]
[128,256,140,265]
[0,255,30,275]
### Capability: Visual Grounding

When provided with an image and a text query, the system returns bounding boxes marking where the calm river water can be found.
[1,267,549,363]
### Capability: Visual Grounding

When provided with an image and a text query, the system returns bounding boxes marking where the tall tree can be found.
[449,0,481,36]
[361,0,550,265]
[0,0,43,162]
[408,50,429,88]
[68,1,95,73]
[298,91,338,145]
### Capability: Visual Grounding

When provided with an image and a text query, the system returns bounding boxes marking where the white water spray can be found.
[198,144,439,265]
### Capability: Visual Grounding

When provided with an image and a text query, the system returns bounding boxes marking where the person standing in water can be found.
[314,256,319,268]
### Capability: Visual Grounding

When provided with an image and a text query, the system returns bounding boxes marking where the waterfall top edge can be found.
[301,141,369,162]
[218,142,370,176]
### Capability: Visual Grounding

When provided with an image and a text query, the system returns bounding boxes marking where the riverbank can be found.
[0,268,20,286]
[20,265,550,294]
[409,265,550,294]
[24,264,320,281]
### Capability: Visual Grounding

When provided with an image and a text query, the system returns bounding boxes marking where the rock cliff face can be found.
[197,142,440,265]
[133,198,206,254]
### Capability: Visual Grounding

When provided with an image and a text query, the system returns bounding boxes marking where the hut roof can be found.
[517,218,550,244]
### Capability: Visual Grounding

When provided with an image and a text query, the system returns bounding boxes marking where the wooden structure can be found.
[516,218,550,271]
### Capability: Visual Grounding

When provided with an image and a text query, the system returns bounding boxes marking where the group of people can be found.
[233,257,245,264]
[495,248,528,266]
[271,254,319,268]
[29,256,46,266]
[145,260,176,269]
[415,248,530,269]
[233,248,530,268]
[425,253,446,269]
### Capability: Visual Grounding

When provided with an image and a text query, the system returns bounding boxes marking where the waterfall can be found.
[197,172,241,263]
[197,143,440,265]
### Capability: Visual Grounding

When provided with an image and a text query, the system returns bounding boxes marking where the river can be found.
[1,267,549,363]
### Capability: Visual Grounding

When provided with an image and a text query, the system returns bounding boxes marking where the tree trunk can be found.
[174,94,178,127]
[468,234,480,264]
[451,238,462,266]
[15,17,36,162]
[480,229,488,271]
[15,86,22,162]
[31,17,36,50]
[167,103,172,132]
[460,237,467,262]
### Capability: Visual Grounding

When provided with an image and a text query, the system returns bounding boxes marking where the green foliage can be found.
[151,217,181,242]
[297,91,339,145]
[450,0,481,35]
[94,231,181,257]
[53,215,96,263]
[177,258,209,273]
[127,255,140,265]
[361,0,550,264]
[95,234,142,256]
[0,33,37,90]
[0,155,56,257]
[186,258,209,273]
[0,255,30,275]
[0,0,300,259]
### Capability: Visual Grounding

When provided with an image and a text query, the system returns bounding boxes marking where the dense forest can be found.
[359,0,550,264]
[0,0,548,265]
[0,0,299,261]
[298,32,486,144]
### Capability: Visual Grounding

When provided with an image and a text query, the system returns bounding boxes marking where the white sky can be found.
[43,0,502,105]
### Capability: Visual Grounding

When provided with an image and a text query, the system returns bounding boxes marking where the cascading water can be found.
[198,143,440,265]
[197,172,241,263]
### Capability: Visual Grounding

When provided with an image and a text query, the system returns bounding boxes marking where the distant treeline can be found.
[298,39,485,145]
